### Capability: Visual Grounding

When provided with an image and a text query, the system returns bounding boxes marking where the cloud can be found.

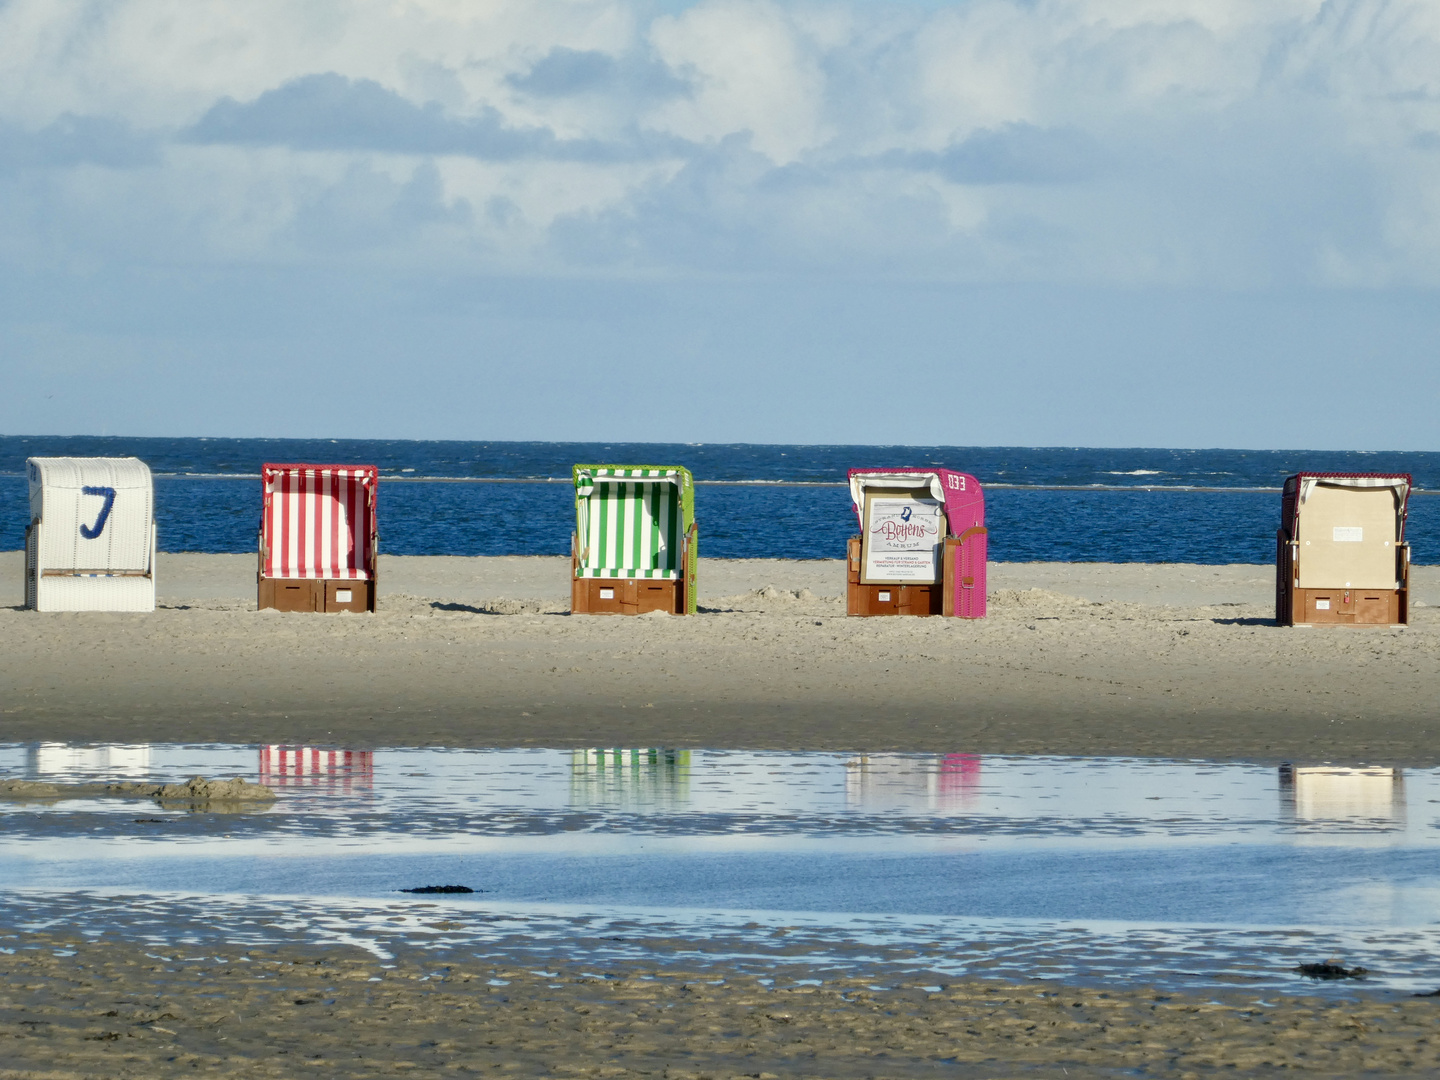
[507,46,692,100]
[880,124,1103,185]
[0,114,158,174]
[2,0,1440,288]
[185,72,667,162]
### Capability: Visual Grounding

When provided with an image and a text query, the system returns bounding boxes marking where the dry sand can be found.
[3,933,1438,1079]
[3,552,1440,761]
[7,553,1440,1077]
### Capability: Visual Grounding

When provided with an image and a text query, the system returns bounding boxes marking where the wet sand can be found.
[2,552,1439,761]
[3,932,1437,1079]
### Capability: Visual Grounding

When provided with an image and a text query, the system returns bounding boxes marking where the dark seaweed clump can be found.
[400,885,475,894]
[1296,962,1367,980]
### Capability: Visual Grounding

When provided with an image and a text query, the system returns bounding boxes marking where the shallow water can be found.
[2,745,1437,996]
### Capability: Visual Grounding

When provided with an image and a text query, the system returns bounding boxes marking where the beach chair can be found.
[571,465,697,615]
[25,456,156,612]
[258,463,378,612]
[1276,472,1410,626]
[846,468,986,617]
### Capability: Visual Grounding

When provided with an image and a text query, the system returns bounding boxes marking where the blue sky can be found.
[2,0,1438,448]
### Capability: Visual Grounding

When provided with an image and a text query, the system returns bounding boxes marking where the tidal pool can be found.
[2,745,1436,995]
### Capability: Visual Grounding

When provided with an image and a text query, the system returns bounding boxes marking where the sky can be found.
[1,0,1438,448]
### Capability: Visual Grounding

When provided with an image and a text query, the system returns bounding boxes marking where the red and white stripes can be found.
[262,464,377,580]
[259,745,374,791]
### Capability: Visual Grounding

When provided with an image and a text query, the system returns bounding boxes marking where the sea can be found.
[3,436,1437,564]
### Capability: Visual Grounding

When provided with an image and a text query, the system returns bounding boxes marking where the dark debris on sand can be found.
[1296,962,1368,980]
[400,885,476,894]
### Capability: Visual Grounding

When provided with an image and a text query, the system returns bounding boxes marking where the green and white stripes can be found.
[573,466,694,580]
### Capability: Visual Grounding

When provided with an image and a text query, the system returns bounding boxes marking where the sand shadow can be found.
[1210,616,1277,626]
[429,601,552,616]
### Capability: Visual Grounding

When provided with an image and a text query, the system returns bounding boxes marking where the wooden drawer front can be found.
[634,580,678,614]
[848,581,941,616]
[576,578,678,615]
[260,578,322,612]
[1298,588,1401,625]
[325,580,371,613]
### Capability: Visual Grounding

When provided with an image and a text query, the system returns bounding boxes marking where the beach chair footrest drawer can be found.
[259,578,374,613]
[572,577,681,616]
[1288,587,1404,626]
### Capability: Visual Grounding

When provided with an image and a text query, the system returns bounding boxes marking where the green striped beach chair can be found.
[571,465,697,615]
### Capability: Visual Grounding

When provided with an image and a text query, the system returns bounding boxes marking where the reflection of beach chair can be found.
[846,468,986,617]
[1277,473,1410,626]
[570,748,691,809]
[1279,765,1402,822]
[259,745,374,793]
[570,465,697,615]
[25,457,156,612]
[258,463,378,612]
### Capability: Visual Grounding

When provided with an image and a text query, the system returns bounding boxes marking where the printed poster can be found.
[861,495,945,583]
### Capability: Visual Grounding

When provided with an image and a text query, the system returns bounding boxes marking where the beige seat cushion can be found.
[1294,484,1401,589]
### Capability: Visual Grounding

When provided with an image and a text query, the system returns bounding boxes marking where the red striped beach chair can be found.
[1276,472,1410,626]
[846,468,987,617]
[570,465,697,615]
[258,463,378,612]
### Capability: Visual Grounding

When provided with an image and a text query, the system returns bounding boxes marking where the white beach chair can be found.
[24,457,156,612]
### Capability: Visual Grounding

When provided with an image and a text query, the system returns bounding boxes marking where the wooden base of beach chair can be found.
[846,537,943,616]
[258,577,375,613]
[570,529,694,615]
[572,576,682,615]
[1281,585,1405,627]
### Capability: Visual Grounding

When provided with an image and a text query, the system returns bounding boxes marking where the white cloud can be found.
[0,0,1438,288]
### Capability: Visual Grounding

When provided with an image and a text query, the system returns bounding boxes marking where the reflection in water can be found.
[29,743,151,778]
[845,754,982,814]
[259,745,375,793]
[1279,765,1404,824]
[570,749,690,810]
[9,744,1440,993]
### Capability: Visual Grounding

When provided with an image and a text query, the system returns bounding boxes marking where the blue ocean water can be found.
[3,436,1437,563]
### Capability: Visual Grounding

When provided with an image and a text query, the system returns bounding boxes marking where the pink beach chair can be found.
[258,463,379,612]
[846,468,987,617]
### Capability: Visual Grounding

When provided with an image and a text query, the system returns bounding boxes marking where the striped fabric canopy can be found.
[262,464,377,580]
[573,465,694,579]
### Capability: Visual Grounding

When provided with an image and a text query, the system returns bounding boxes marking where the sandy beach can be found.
[2,552,1439,762]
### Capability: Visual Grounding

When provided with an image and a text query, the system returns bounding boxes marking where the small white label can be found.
[1316,599,1331,610]
[878,590,891,602]
[1333,526,1363,542]
[335,589,352,603]
[599,587,615,600]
